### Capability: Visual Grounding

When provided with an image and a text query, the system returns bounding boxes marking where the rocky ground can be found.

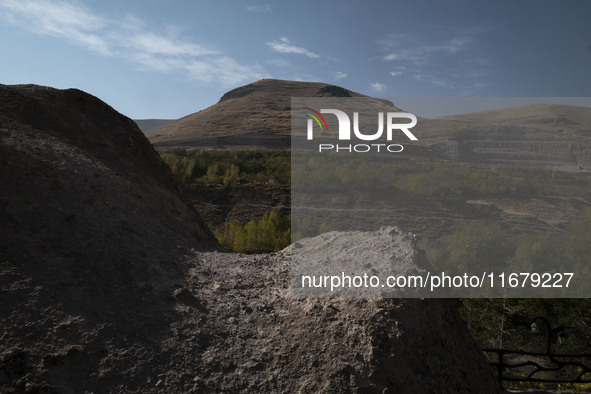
[0,244,502,393]
[157,244,501,393]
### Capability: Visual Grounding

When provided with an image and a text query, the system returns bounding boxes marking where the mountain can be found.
[436,103,591,135]
[418,103,591,171]
[134,118,177,134]
[149,78,372,149]
[150,79,591,172]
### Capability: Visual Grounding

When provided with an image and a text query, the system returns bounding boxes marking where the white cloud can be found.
[122,32,218,57]
[0,0,110,54]
[376,29,490,92]
[0,0,267,86]
[266,37,320,58]
[379,33,475,65]
[370,82,387,92]
[383,53,399,61]
[246,4,271,13]
[334,71,348,80]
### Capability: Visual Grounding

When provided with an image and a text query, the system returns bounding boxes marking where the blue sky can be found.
[1,0,591,119]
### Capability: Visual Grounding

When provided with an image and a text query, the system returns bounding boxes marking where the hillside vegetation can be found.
[160,149,290,186]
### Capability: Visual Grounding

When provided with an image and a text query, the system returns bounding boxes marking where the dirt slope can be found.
[0,84,218,392]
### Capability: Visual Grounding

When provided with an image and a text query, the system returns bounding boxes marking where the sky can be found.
[1,0,591,119]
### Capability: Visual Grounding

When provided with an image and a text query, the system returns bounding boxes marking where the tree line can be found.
[160,148,290,186]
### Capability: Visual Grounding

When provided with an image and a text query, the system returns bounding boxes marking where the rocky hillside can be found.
[419,103,591,171]
[0,84,218,392]
[437,103,591,134]
[149,79,369,149]
[0,84,500,392]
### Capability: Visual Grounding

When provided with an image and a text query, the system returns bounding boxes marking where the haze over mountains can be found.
[147,79,591,172]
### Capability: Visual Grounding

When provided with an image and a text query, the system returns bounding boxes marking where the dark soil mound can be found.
[0,84,217,392]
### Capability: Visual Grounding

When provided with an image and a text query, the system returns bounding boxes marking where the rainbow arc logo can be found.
[304,107,329,132]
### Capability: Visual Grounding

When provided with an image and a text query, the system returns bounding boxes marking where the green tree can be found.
[223,163,240,186]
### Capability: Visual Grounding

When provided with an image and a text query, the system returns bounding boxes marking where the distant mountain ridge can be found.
[134,118,177,134]
[416,103,591,171]
[148,79,370,149]
[435,103,591,134]
[148,79,591,172]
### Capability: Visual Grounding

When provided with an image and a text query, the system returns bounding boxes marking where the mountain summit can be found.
[149,79,369,149]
